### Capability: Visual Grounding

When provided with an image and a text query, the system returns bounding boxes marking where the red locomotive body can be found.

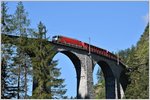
[52,35,84,47]
[52,35,120,61]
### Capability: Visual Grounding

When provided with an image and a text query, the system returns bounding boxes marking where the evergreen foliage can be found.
[1,2,14,34]
[12,1,30,36]
[10,2,32,98]
[1,2,17,98]
[1,2,67,99]
[31,22,67,99]
[93,68,105,99]
[118,24,149,99]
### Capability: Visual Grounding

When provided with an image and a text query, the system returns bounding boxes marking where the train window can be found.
[96,48,98,53]
[93,48,95,52]
[91,48,93,52]
[97,49,99,54]
[94,47,96,52]
[100,50,102,53]
[99,50,102,55]
[92,47,94,52]
[52,36,58,41]
[52,36,56,38]
[92,48,94,52]
[95,48,97,53]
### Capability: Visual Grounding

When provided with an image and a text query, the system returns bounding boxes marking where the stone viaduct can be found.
[2,34,128,99]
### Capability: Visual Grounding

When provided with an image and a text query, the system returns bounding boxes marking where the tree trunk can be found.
[17,65,21,99]
[24,63,27,98]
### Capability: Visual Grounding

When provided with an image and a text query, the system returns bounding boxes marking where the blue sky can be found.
[7,1,148,98]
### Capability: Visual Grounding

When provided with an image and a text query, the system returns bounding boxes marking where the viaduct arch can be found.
[53,51,81,98]
[50,42,128,99]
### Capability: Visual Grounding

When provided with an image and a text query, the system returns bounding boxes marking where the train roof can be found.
[55,35,82,42]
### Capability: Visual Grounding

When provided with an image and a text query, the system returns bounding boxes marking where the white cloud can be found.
[142,13,149,24]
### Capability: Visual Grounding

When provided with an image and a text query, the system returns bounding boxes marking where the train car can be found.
[83,43,120,61]
[52,35,85,48]
[52,35,121,62]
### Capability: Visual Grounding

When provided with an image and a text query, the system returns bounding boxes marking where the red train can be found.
[52,35,120,61]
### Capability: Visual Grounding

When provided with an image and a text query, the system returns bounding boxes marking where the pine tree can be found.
[1,2,17,98]
[13,1,30,36]
[1,58,16,98]
[31,22,66,99]
[1,2,14,35]
[11,1,32,98]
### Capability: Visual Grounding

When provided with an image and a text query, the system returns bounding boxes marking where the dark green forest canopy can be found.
[118,24,149,99]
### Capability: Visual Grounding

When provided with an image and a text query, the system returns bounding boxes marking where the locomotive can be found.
[52,35,120,61]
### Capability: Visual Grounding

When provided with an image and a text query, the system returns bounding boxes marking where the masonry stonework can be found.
[1,34,128,99]
[52,43,128,99]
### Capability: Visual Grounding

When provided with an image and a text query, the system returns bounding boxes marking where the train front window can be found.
[52,36,58,41]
